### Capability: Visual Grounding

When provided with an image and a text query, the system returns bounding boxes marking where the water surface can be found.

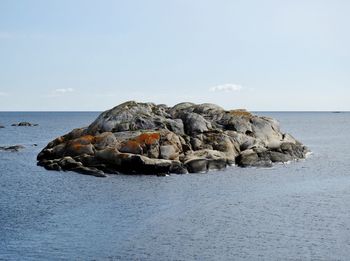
[1,112,350,260]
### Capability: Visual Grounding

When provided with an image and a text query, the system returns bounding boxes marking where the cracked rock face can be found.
[37,101,309,177]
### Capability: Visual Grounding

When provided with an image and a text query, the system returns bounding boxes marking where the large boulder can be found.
[37,101,309,177]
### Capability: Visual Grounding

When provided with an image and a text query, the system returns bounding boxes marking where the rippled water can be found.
[1,112,350,260]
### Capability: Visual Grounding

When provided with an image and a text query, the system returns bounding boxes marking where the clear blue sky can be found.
[0,0,349,111]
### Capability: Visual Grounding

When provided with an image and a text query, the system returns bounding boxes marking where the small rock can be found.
[169,161,188,174]
[0,145,25,152]
[207,159,227,170]
[12,122,38,127]
[59,156,83,170]
[185,158,208,173]
[236,149,273,168]
[72,166,106,177]
[160,145,178,160]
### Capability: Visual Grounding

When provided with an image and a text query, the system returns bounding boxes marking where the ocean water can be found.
[1,111,350,260]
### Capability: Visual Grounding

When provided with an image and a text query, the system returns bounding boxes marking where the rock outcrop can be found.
[37,101,309,177]
[12,122,38,127]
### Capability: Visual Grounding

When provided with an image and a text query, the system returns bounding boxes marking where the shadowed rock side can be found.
[37,101,309,177]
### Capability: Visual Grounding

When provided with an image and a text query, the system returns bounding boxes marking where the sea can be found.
[0,111,350,260]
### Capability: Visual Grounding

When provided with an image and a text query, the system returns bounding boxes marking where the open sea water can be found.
[0,112,350,260]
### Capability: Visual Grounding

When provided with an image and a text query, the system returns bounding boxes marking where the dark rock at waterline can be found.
[37,101,309,177]
[12,122,39,127]
[0,145,25,152]
[0,125,4,128]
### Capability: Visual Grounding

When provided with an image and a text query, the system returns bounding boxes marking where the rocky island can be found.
[37,101,309,177]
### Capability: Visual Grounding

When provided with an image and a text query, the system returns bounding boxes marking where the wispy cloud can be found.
[0,92,9,96]
[47,88,75,97]
[54,88,74,94]
[210,83,243,92]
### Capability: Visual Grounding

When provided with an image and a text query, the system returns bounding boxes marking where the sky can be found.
[0,0,349,111]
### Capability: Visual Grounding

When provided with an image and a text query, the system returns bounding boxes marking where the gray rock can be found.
[0,145,25,152]
[185,159,208,173]
[250,117,282,149]
[218,111,253,132]
[165,118,185,135]
[160,145,178,160]
[180,112,212,135]
[94,132,117,150]
[44,162,62,171]
[169,161,188,174]
[37,101,309,176]
[169,102,195,117]
[190,137,203,150]
[72,166,106,177]
[235,149,273,168]
[12,122,38,127]
[59,156,83,170]
[268,151,293,163]
[207,159,227,170]
[280,142,307,159]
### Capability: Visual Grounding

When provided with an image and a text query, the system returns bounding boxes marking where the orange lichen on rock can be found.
[135,132,160,145]
[229,109,253,118]
[120,140,143,154]
[64,135,97,155]
[71,143,83,150]
[65,141,95,156]
[77,135,96,144]
[119,132,160,155]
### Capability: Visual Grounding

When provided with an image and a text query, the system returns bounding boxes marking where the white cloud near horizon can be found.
[210,83,243,92]
[54,88,74,94]
[47,88,75,98]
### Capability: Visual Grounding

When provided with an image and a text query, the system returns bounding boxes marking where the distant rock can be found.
[0,145,25,152]
[0,125,4,128]
[12,122,39,127]
[37,101,309,177]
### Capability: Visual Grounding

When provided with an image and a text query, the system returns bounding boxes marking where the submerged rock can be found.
[12,122,39,127]
[0,125,4,129]
[37,101,309,177]
[0,145,25,152]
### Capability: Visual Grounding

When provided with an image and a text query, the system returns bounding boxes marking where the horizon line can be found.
[0,110,349,113]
